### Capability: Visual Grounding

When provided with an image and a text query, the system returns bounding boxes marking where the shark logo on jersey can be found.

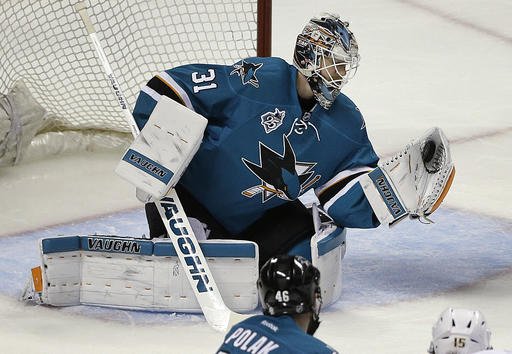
[261,108,285,133]
[241,135,321,202]
[230,60,263,88]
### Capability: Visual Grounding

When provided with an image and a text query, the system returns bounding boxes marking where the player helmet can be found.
[293,13,360,109]
[428,308,492,354]
[258,255,322,335]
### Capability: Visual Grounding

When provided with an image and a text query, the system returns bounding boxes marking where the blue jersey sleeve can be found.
[314,96,380,228]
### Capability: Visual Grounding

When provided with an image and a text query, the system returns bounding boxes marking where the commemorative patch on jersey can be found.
[230,60,263,88]
[241,135,321,202]
[261,108,285,133]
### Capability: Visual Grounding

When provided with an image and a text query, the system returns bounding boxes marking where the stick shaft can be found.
[75,2,232,331]
[75,2,139,138]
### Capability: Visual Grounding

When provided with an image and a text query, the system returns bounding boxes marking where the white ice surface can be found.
[1,0,511,353]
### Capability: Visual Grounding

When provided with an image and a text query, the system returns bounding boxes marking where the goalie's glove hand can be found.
[361,127,455,225]
[388,127,455,222]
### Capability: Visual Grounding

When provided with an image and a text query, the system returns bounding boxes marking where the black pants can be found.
[145,184,315,267]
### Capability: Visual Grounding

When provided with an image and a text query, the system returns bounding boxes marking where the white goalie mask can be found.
[293,13,360,109]
[428,308,492,354]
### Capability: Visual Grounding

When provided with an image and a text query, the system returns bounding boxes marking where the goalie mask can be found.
[293,13,360,109]
[428,308,492,354]
[257,255,322,335]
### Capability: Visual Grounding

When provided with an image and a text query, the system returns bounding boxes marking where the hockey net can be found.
[0,0,271,166]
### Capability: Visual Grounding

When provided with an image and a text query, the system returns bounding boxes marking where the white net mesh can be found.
[0,0,259,135]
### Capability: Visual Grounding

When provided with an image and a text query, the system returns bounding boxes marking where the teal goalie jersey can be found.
[133,57,380,234]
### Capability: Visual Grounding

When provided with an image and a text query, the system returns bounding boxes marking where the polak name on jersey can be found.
[223,326,280,353]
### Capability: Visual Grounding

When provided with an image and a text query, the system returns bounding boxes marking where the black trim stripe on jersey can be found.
[318,171,368,205]
[147,76,186,106]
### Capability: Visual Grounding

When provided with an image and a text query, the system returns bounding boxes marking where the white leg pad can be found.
[24,235,259,313]
[310,224,347,307]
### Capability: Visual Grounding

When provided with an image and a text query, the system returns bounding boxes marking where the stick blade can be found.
[204,305,252,332]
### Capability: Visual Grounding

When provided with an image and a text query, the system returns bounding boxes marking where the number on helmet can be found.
[275,290,289,302]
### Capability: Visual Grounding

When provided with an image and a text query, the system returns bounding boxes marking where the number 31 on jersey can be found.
[192,69,217,93]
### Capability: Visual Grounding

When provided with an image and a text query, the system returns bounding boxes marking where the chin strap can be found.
[307,314,321,335]
[307,76,338,110]
[307,287,323,335]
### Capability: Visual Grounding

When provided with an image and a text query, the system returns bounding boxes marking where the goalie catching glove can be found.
[360,127,455,225]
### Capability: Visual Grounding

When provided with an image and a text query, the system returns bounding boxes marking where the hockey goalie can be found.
[22,13,454,325]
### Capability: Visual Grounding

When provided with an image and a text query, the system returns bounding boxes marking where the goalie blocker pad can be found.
[115,96,207,200]
[23,231,347,312]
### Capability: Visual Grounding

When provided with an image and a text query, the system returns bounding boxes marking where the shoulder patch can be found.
[230,59,263,88]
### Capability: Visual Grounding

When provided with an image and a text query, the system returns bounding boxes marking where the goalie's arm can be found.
[125,72,206,200]
[124,66,237,199]
[315,166,381,229]
[316,128,455,227]
[116,95,207,199]
[132,72,194,130]
[119,68,221,199]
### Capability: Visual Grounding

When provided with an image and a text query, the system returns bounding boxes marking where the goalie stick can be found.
[75,2,247,331]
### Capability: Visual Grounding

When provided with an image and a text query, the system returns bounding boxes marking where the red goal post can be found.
[0,0,272,164]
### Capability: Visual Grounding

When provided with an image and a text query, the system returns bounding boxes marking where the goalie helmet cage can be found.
[0,0,272,161]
